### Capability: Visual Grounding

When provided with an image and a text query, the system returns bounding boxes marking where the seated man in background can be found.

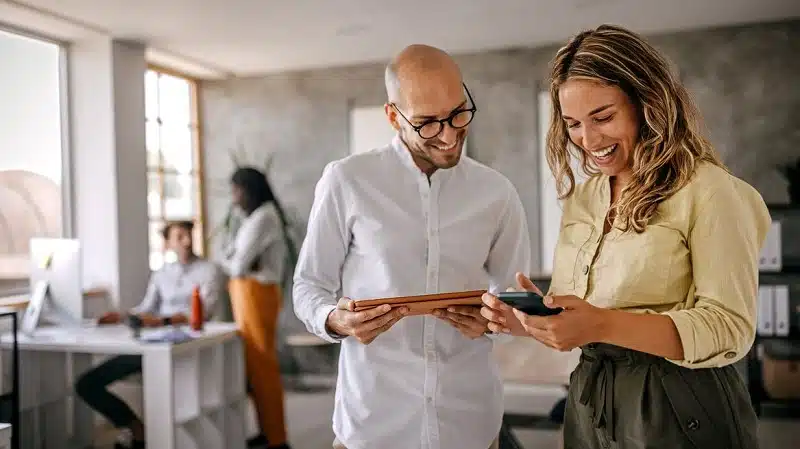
[74,220,222,449]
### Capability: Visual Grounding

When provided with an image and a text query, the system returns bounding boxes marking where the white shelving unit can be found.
[167,338,248,449]
[0,423,10,449]
[0,322,246,449]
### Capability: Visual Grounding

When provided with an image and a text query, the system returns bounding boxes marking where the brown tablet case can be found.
[352,290,486,315]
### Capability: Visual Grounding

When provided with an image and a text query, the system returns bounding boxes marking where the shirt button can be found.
[686,418,700,431]
[724,351,737,359]
[583,265,589,275]
[426,397,433,404]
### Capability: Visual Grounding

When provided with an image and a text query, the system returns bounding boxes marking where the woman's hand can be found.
[513,295,609,351]
[480,272,544,336]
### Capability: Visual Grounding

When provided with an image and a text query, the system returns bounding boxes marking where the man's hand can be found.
[137,314,165,328]
[97,311,121,325]
[433,306,489,339]
[326,298,408,344]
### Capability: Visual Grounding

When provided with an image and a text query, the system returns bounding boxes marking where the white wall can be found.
[0,29,62,183]
[70,38,149,310]
[537,91,588,275]
[111,41,150,309]
[349,106,395,154]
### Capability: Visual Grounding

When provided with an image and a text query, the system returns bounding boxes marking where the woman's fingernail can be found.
[503,328,511,334]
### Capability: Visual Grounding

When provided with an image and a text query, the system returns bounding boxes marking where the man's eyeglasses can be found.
[391,83,477,140]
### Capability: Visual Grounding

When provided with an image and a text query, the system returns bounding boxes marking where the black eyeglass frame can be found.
[391,83,477,139]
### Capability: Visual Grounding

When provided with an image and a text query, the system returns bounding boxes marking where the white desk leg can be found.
[71,353,94,447]
[142,347,174,449]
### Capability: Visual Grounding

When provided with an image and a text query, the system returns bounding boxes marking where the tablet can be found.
[352,290,486,315]
[497,291,562,316]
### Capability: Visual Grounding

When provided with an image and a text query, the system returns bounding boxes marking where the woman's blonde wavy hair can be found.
[546,24,725,233]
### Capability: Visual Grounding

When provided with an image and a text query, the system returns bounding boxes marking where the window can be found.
[0,28,66,293]
[144,68,204,271]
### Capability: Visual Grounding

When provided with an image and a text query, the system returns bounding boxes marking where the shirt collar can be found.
[164,255,198,273]
[391,134,458,181]
[249,202,273,219]
[392,134,421,174]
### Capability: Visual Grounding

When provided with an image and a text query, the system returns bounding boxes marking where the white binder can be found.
[773,285,790,337]
[757,286,774,336]
[758,220,782,272]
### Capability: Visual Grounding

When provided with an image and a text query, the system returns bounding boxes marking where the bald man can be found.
[293,44,531,449]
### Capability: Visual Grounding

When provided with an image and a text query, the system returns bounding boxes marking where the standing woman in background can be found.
[220,166,295,449]
[481,24,769,449]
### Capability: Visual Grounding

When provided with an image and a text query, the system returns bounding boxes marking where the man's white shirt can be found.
[293,136,531,449]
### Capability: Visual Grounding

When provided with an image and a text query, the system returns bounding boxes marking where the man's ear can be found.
[385,103,401,131]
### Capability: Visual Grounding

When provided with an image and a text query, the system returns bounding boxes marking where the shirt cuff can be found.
[663,310,743,369]
[485,331,513,343]
[316,304,346,343]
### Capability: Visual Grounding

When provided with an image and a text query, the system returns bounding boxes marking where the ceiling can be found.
[4,0,800,78]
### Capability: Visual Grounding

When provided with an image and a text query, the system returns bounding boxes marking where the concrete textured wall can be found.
[200,19,800,371]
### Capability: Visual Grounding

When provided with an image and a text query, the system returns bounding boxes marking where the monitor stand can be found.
[20,281,81,335]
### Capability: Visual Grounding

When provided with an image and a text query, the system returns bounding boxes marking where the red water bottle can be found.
[190,286,204,331]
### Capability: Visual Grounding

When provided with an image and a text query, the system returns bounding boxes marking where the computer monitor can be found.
[22,238,83,332]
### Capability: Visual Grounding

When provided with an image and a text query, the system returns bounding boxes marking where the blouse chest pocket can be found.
[550,222,595,292]
[598,225,684,307]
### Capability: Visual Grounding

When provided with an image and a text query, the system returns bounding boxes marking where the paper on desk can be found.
[140,328,195,344]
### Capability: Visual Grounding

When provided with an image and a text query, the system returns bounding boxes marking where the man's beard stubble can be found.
[401,129,464,171]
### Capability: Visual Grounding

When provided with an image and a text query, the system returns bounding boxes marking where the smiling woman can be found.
[545,25,768,449]
[482,24,770,449]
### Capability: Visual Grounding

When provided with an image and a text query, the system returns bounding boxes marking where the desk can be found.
[0,296,27,312]
[0,322,247,449]
[0,287,110,313]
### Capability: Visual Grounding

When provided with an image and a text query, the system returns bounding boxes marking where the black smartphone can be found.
[497,291,562,316]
